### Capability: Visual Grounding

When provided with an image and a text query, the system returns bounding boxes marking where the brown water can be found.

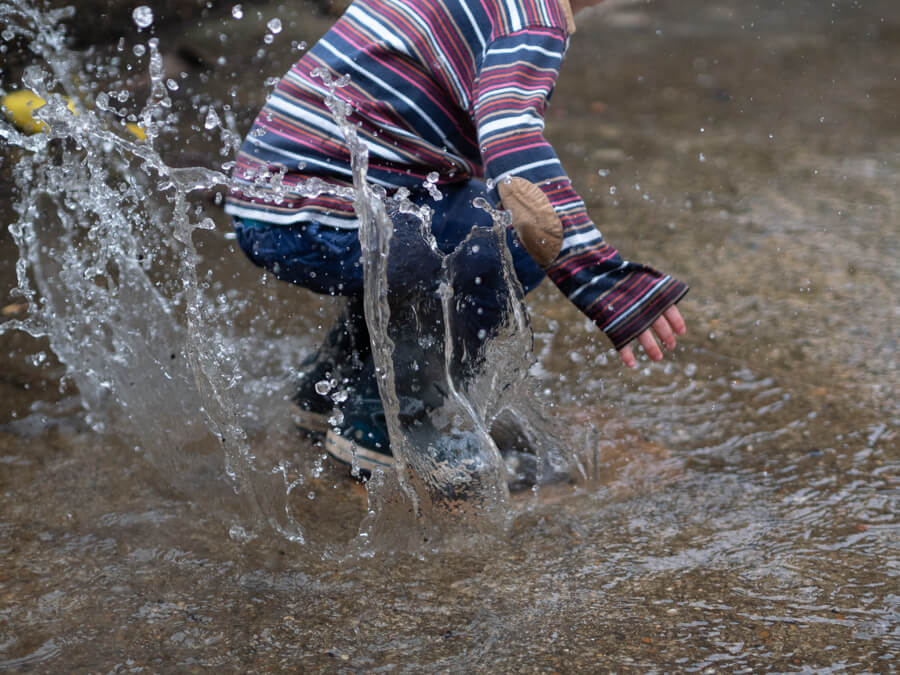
[1,0,897,671]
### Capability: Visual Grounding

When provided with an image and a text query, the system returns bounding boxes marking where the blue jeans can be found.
[234,180,544,297]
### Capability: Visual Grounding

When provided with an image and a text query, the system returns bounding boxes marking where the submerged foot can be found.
[324,393,571,494]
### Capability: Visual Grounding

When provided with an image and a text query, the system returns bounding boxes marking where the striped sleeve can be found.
[473,29,688,350]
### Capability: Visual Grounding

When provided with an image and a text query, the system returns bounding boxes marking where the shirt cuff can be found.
[591,273,689,351]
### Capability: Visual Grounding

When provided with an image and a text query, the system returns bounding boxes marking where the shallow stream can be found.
[1,0,897,671]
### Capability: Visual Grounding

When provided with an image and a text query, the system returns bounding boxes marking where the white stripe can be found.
[480,84,553,100]
[266,94,410,165]
[479,112,544,136]
[319,40,458,153]
[248,136,351,176]
[495,158,559,181]
[346,5,410,55]
[604,276,671,330]
[562,229,603,250]
[569,261,628,301]
[486,44,562,60]
[554,201,582,215]
[246,138,398,189]
[539,0,551,25]
[460,0,486,49]
[225,203,361,228]
[504,0,523,32]
[266,94,347,146]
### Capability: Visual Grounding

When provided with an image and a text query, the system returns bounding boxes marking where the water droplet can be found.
[204,108,220,130]
[314,380,332,396]
[132,44,146,57]
[422,171,442,200]
[132,5,154,29]
[267,17,282,34]
[231,4,244,19]
[328,411,344,426]
[598,168,609,177]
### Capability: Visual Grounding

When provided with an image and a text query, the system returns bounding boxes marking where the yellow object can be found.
[125,122,147,141]
[2,89,146,142]
[1,89,78,134]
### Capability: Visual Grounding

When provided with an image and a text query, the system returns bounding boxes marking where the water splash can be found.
[1,1,579,550]
[0,0,306,543]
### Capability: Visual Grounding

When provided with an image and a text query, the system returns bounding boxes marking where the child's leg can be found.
[383,180,544,425]
[408,180,544,387]
[371,181,545,494]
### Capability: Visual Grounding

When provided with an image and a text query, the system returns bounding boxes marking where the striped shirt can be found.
[226,0,687,349]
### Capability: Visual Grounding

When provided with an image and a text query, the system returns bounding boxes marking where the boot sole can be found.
[325,429,394,474]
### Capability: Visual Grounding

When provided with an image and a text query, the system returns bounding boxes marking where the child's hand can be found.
[618,306,686,368]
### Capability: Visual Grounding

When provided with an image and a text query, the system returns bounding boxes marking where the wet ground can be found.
[1,0,898,671]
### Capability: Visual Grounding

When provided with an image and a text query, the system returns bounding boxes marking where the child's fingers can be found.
[663,305,686,335]
[618,345,637,368]
[638,329,663,361]
[652,315,677,351]
[618,304,688,366]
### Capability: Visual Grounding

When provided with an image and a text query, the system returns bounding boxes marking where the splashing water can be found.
[0,1,578,550]
[0,0,323,543]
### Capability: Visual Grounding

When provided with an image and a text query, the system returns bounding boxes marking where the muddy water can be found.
[1,0,898,671]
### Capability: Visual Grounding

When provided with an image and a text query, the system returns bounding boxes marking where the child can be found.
[226,0,687,478]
